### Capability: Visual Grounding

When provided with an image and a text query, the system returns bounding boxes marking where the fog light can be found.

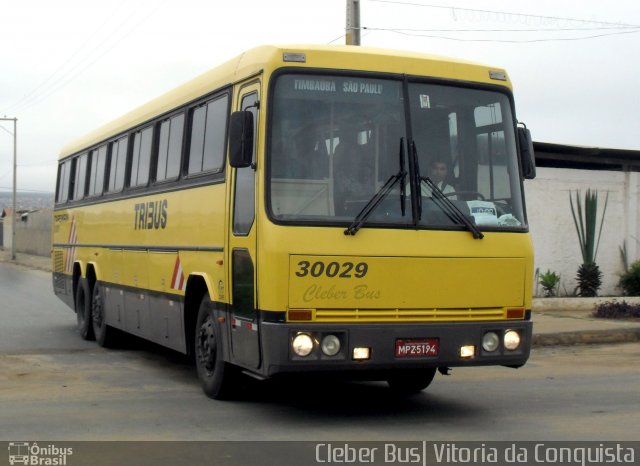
[504,330,521,351]
[352,347,371,360]
[321,334,341,356]
[460,345,475,359]
[292,333,314,357]
[482,332,500,352]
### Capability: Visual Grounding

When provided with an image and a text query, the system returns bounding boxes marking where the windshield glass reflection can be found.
[268,73,526,231]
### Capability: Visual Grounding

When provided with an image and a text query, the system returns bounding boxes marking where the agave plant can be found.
[569,189,608,297]
[538,269,561,297]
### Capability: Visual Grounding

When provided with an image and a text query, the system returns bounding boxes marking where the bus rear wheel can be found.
[387,368,437,394]
[75,278,95,341]
[91,282,119,347]
[195,294,238,400]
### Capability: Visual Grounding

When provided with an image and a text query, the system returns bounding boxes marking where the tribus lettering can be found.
[134,200,168,230]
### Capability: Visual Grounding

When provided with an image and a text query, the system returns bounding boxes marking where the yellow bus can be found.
[52,45,537,399]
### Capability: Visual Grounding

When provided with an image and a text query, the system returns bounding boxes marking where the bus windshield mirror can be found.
[344,138,407,236]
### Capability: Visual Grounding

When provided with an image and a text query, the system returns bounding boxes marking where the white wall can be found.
[525,167,640,296]
[1,218,11,251]
[0,211,52,257]
[16,211,52,257]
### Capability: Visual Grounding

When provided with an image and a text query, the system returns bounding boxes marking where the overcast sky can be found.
[1,0,639,193]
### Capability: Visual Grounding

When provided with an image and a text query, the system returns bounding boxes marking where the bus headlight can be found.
[482,332,500,352]
[321,334,341,356]
[292,333,314,357]
[504,330,521,351]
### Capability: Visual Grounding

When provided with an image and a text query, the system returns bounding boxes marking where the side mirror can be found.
[517,125,536,180]
[229,111,254,168]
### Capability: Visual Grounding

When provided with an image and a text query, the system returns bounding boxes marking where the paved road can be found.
[1,262,639,442]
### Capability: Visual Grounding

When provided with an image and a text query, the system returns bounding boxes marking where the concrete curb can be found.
[533,296,640,312]
[533,328,640,348]
[0,254,51,272]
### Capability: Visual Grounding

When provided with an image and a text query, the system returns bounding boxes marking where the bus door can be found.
[227,83,261,369]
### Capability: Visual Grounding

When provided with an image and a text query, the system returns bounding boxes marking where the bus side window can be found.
[129,126,153,187]
[88,145,107,196]
[188,94,228,175]
[56,160,72,203]
[72,152,88,200]
[108,136,128,193]
[156,113,184,182]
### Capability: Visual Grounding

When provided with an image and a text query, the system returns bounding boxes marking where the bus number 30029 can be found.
[295,261,368,279]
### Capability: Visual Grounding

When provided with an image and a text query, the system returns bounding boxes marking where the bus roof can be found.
[59,44,510,159]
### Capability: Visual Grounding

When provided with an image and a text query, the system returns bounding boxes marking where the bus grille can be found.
[53,250,64,273]
[310,308,507,323]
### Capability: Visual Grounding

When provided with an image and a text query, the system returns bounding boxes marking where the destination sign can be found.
[276,74,400,103]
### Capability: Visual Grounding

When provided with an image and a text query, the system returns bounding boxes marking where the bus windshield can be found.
[268,73,526,231]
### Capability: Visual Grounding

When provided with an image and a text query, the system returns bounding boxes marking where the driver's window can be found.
[233,92,258,235]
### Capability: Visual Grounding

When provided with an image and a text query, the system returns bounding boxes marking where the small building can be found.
[0,208,52,257]
[527,142,640,296]
[0,208,13,250]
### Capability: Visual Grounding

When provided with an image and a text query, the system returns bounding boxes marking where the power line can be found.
[2,0,167,116]
[365,0,640,29]
[328,33,347,44]
[0,187,53,194]
[364,25,640,33]
[17,161,57,167]
[1,1,129,115]
[360,0,640,44]
[364,27,640,43]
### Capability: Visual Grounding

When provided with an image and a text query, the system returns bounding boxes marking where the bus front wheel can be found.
[195,294,238,400]
[387,368,437,394]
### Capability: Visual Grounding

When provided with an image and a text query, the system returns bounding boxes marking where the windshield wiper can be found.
[344,138,407,236]
[420,176,484,239]
[412,143,484,240]
[399,137,407,217]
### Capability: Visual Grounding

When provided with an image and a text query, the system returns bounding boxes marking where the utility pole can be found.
[0,117,17,260]
[346,0,361,46]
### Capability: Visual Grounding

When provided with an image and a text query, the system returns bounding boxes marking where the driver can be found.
[421,159,456,199]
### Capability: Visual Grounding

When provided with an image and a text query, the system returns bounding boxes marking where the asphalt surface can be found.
[2,249,640,348]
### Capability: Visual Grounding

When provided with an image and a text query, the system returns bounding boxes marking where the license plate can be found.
[395,338,439,358]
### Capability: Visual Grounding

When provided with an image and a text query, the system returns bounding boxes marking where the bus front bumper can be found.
[258,320,532,378]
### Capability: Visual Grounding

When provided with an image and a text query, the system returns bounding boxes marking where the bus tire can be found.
[91,281,118,347]
[195,293,238,400]
[75,277,95,341]
[387,368,436,394]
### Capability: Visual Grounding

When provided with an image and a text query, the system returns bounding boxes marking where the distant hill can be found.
[0,191,54,211]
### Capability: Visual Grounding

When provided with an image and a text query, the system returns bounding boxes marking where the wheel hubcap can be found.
[77,289,86,322]
[92,289,103,328]
[198,318,216,375]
